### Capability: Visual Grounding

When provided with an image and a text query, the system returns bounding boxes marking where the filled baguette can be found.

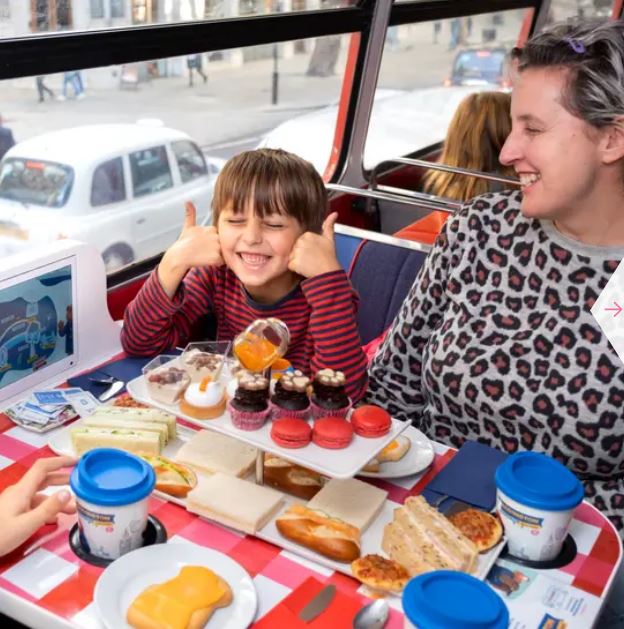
[276,503,361,563]
[138,454,198,498]
[263,455,326,500]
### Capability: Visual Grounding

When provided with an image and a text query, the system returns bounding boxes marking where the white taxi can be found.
[0,124,221,271]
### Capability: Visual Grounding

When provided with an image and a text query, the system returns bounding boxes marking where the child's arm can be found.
[290,213,368,401]
[121,202,222,356]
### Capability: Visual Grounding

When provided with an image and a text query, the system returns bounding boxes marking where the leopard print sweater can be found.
[367,190,624,535]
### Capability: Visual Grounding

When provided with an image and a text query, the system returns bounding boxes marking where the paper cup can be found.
[495,451,584,562]
[70,449,155,560]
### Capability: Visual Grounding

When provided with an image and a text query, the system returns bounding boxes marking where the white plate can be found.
[357,425,435,479]
[127,373,410,479]
[94,543,257,629]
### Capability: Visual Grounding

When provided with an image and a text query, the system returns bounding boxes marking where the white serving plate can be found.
[126,374,409,479]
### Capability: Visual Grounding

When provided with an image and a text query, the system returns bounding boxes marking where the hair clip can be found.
[564,37,585,54]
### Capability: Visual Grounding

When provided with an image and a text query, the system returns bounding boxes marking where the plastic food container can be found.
[233,318,290,372]
[495,451,584,562]
[70,448,156,560]
[402,570,509,629]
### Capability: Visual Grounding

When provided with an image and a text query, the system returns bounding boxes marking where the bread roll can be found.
[276,503,361,563]
[263,455,326,500]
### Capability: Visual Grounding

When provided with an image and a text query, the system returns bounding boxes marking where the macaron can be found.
[270,417,312,449]
[312,417,354,449]
[350,405,392,438]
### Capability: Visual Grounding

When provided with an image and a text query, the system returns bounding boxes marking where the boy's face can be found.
[217,200,305,302]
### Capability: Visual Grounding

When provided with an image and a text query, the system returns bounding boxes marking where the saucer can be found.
[69,514,167,568]
[500,533,577,570]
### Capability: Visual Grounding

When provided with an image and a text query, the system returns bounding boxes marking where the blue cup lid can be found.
[495,451,584,511]
[70,448,155,506]
[402,571,509,629]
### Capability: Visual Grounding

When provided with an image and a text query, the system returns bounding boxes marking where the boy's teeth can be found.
[241,253,268,265]
[519,173,540,186]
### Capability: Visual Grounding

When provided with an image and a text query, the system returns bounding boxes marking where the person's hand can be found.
[158,202,224,297]
[288,212,341,278]
[0,456,77,556]
[58,321,64,334]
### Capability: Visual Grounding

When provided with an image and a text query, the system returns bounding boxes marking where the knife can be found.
[298,584,336,623]
[98,379,124,402]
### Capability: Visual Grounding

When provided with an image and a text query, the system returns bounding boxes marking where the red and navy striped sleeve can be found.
[301,270,368,401]
[120,266,217,355]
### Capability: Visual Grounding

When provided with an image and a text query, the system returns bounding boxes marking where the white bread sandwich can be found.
[381,496,478,576]
[91,406,177,439]
[138,454,198,498]
[70,427,162,456]
[306,478,387,532]
[186,472,284,534]
[174,430,257,477]
[276,503,361,562]
[83,417,168,448]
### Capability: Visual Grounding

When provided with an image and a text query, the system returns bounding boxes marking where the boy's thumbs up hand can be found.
[288,212,341,278]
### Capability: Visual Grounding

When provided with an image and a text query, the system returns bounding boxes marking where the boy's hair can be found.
[212,148,328,233]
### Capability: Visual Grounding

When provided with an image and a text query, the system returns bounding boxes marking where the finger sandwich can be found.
[71,427,161,456]
[90,407,177,439]
[83,417,168,448]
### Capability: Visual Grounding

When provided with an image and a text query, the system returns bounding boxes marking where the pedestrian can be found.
[186,54,207,87]
[59,71,85,100]
[0,114,16,161]
[35,76,54,102]
[449,18,461,50]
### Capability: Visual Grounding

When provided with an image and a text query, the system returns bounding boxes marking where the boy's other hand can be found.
[288,212,341,278]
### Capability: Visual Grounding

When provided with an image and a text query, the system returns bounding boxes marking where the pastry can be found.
[112,393,149,408]
[270,417,312,449]
[145,365,190,404]
[351,554,411,593]
[350,405,391,438]
[263,455,326,500]
[310,368,351,419]
[126,565,232,629]
[180,377,226,419]
[182,349,224,383]
[228,373,270,430]
[448,508,504,552]
[312,417,353,449]
[270,370,310,420]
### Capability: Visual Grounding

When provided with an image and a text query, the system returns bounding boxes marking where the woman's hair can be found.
[212,148,327,233]
[511,19,624,129]
[422,91,514,201]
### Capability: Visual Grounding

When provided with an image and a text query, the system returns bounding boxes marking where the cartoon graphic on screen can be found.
[0,266,73,390]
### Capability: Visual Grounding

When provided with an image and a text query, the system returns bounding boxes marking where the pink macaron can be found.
[271,417,312,449]
[312,417,354,449]
[350,405,392,438]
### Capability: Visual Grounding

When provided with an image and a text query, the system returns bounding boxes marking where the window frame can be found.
[171,140,208,185]
[90,156,127,208]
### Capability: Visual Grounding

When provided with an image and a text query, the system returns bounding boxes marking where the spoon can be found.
[353,599,389,629]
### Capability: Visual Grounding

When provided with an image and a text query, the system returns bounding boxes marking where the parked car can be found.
[444,47,509,88]
[0,124,223,271]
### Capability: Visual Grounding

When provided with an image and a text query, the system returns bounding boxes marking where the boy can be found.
[121,149,367,400]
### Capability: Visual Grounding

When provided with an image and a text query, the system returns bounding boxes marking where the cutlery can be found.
[89,375,117,386]
[298,584,336,623]
[98,380,125,402]
[352,599,389,629]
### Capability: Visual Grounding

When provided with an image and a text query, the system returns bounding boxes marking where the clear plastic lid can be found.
[233,318,290,373]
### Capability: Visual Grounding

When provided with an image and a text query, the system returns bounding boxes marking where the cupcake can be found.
[227,373,270,430]
[182,349,223,383]
[311,368,351,419]
[270,370,311,420]
[180,377,226,419]
[145,366,190,404]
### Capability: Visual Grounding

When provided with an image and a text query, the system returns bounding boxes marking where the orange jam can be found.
[234,334,280,372]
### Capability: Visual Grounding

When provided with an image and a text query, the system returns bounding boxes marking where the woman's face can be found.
[499,67,604,221]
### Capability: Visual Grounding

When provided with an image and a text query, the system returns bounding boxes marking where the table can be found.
[0,416,620,629]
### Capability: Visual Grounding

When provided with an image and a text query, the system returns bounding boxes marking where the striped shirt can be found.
[121,266,368,400]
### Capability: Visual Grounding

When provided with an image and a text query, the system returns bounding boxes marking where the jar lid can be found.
[70,449,155,506]
[495,451,584,511]
[402,571,509,629]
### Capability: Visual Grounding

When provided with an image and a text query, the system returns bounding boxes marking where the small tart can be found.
[351,554,410,593]
[448,509,503,552]
[180,378,226,420]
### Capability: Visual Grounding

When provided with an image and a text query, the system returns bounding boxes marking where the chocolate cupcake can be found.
[311,368,351,419]
[270,370,310,420]
[228,373,270,430]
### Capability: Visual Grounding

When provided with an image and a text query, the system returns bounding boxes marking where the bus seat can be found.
[376,199,433,234]
[335,230,364,271]
[348,239,429,345]
[394,210,450,245]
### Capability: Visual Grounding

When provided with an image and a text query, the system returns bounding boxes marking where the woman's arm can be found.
[302,270,368,401]
[367,208,467,422]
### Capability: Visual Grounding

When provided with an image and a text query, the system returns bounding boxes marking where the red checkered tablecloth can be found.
[0,419,620,629]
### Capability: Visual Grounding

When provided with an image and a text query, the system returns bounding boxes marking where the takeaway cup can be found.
[402,570,509,629]
[495,451,584,562]
[70,448,155,560]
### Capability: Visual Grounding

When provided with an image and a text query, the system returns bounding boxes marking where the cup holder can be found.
[500,533,577,570]
[69,514,167,568]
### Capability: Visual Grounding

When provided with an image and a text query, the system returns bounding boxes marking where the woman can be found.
[367,20,624,626]
[422,91,515,202]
